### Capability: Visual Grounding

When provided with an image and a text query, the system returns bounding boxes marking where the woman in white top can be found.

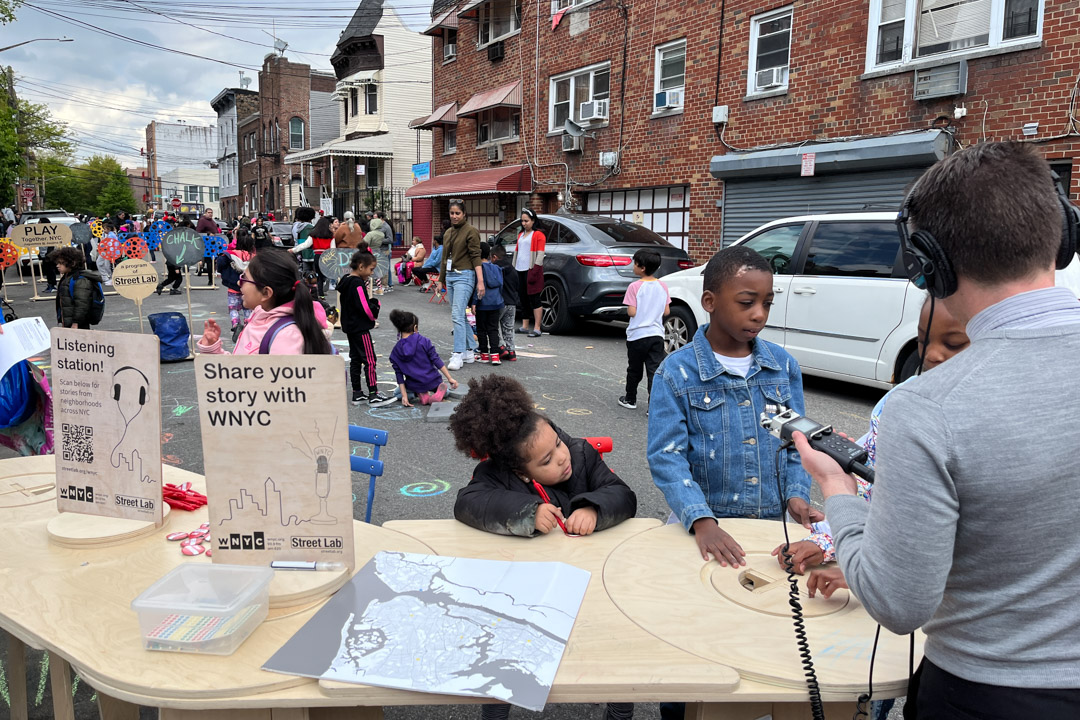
[513,209,547,337]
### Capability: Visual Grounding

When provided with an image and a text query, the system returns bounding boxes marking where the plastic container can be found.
[131,564,273,655]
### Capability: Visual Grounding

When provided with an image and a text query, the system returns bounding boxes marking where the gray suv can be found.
[492,213,692,333]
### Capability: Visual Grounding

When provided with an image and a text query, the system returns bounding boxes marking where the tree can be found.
[0,0,22,25]
[94,166,138,216]
[0,101,18,206]
[38,153,87,213]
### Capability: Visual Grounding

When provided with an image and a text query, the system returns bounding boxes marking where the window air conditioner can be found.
[654,88,684,110]
[487,41,505,62]
[913,60,968,100]
[755,66,786,91]
[487,144,503,162]
[579,99,609,122]
[561,134,582,153]
[444,44,457,61]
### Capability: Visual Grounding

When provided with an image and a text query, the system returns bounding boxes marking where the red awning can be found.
[405,164,532,199]
[410,102,458,130]
[423,7,459,36]
[458,81,522,118]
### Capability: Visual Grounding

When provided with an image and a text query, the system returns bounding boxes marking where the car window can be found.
[545,222,574,244]
[803,222,899,278]
[740,224,803,275]
[584,221,667,246]
[493,220,522,248]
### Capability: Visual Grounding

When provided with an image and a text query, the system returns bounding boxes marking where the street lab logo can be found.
[219,531,265,551]
[59,484,94,503]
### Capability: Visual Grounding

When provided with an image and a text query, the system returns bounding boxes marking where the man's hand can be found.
[565,507,597,536]
[534,503,564,534]
[807,567,848,599]
[692,518,746,567]
[792,431,858,499]
[771,540,825,574]
[786,497,825,529]
[202,318,221,345]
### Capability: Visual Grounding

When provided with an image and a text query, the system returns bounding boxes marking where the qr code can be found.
[62,423,94,463]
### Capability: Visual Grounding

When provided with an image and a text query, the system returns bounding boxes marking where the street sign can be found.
[171,197,182,209]
[21,186,35,203]
[801,153,816,177]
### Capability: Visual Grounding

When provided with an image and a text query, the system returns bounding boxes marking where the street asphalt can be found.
[0,258,901,720]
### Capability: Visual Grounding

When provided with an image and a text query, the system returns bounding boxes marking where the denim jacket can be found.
[647,324,811,531]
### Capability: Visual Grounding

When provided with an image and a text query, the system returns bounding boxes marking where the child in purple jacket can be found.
[388,309,459,406]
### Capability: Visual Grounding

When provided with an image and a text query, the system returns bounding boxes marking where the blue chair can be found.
[349,424,388,523]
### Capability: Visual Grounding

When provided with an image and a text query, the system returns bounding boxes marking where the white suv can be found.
[662,212,927,389]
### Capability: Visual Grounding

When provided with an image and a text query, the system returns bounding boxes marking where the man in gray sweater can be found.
[795,142,1080,719]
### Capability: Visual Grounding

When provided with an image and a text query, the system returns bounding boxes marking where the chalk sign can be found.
[318,248,355,284]
[161,227,205,267]
[52,328,164,523]
[196,355,354,567]
[70,222,93,246]
[10,223,72,249]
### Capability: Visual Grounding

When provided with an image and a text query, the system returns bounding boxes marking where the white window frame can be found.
[548,61,611,132]
[443,28,458,63]
[184,185,199,202]
[478,0,521,48]
[747,6,793,97]
[550,0,600,11]
[864,0,1044,73]
[476,107,520,147]
[289,117,304,150]
[209,187,220,202]
[443,127,457,155]
[350,87,359,117]
[653,39,687,112]
[364,83,378,114]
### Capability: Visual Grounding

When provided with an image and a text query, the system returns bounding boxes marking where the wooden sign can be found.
[196,355,354,567]
[52,328,164,523]
[112,259,158,301]
[70,223,93,245]
[318,248,354,284]
[10,223,72,249]
[161,227,205,267]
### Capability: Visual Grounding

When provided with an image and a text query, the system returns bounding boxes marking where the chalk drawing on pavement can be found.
[400,480,451,497]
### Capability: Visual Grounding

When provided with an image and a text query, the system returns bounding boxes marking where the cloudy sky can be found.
[5,0,432,170]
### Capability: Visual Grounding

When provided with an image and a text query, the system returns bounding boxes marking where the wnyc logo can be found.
[218,531,265,551]
[59,484,94,503]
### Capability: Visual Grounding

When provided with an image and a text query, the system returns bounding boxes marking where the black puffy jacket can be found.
[56,270,102,328]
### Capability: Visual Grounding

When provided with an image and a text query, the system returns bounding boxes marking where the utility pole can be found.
[6,66,32,211]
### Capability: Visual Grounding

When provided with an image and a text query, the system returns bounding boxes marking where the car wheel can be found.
[539,280,572,334]
[897,346,921,383]
[664,305,696,353]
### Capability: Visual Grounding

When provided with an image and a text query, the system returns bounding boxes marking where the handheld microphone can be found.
[760,404,875,484]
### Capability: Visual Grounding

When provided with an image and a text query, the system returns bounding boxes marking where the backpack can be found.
[69,275,106,326]
[259,317,337,355]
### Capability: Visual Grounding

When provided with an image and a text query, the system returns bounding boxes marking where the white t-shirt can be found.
[514,231,533,271]
[623,278,669,341]
[713,351,754,377]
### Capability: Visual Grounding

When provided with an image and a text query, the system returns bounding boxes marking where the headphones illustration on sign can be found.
[896,170,1080,299]
[113,365,149,407]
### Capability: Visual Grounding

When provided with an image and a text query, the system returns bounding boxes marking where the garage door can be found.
[721,169,924,247]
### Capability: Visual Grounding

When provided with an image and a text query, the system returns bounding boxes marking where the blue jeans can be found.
[446,270,478,354]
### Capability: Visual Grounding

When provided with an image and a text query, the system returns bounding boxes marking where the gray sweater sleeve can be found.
[825,388,959,635]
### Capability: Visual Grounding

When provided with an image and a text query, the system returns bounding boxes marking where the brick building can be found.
[235,55,338,219]
[124,167,150,213]
[210,87,259,220]
[410,0,1079,260]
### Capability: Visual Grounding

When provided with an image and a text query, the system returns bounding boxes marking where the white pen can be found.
[270,560,346,572]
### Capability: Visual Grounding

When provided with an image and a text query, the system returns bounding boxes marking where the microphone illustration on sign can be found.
[110,365,152,483]
[310,446,336,525]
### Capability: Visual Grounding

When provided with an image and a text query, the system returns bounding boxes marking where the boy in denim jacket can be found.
[648,246,820,566]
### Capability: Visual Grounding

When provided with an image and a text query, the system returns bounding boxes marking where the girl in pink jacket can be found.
[198,249,334,355]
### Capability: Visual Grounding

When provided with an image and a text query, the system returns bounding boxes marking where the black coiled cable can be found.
[776,444,826,720]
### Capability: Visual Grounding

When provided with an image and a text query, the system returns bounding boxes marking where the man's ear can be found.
[701,289,716,314]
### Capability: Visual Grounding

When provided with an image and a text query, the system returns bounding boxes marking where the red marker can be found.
[531,481,576,536]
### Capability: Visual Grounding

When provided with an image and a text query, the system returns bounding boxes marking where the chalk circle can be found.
[566,408,593,416]
[366,406,422,421]
[70,222,93,245]
[399,480,451,497]
[318,248,354,284]
[543,393,573,402]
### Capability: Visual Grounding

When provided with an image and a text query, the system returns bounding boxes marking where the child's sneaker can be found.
[477,353,490,364]
[505,350,517,361]
[448,352,463,370]
[463,349,475,364]
[490,354,501,365]
[618,396,637,409]
[368,392,395,408]
[351,392,367,406]
[431,382,448,403]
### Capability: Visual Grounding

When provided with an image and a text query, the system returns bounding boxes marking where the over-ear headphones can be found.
[896,169,1080,299]
[112,366,149,406]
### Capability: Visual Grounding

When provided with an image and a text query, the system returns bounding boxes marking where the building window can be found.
[350,87,359,117]
[209,187,220,202]
[479,0,521,46]
[476,108,520,146]
[654,39,686,111]
[444,127,457,154]
[185,185,199,202]
[444,28,458,61]
[553,0,590,10]
[364,84,378,114]
[367,163,379,187]
[867,0,1042,69]
[748,7,792,95]
[289,117,304,150]
[549,63,610,131]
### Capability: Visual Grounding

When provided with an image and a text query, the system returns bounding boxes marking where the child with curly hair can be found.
[450,375,637,720]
